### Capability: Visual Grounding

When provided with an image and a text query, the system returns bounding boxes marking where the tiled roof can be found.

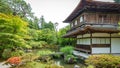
[63,0,120,23]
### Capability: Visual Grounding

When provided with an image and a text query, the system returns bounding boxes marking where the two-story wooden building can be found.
[63,0,120,58]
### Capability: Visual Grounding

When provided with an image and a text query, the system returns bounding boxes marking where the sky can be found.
[25,0,114,30]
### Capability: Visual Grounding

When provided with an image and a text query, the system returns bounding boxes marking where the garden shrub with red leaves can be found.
[7,57,21,66]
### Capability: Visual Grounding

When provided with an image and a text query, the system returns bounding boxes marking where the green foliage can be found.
[37,50,55,62]
[58,25,74,46]
[21,53,39,62]
[11,50,25,57]
[87,65,94,68]
[28,41,48,49]
[45,64,64,68]
[0,13,30,58]
[39,16,55,30]
[85,55,120,68]
[2,49,24,59]
[2,49,12,59]
[19,61,64,68]
[114,0,120,3]
[37,29,57,44]
[0,0,12,14]
[4,0,33,18]
[64,55,77,64]
[60,46,73,55]
[19,61,46,68]
[37,50,55,56]
[44,21,55,30]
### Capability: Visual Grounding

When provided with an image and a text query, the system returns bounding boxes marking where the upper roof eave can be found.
[63,0,120,23]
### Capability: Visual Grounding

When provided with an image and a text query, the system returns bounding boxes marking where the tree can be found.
[0,13,29,57]
[28,17,40,29]
[4,0,34,19]
[44,21,55,30]
[0,0,12,14]
[39,16,46,29]
[37,29,57,44]
[58,25,73,46]
[114,0,120,3]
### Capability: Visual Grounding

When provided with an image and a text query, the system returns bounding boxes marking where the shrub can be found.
[11,50,25,57]
[45,64,64,68]
[29,41,48,49]
[2,49,25,59]
[19,61,64,68]
[7,57,21,66]
[37,50,54,62]
[85,55,120,68]
[19,61,46,68]
[64,55,77,64]
[21,53,39,62]
[2,49,11,59]
[37,50,54,56]
[60,46,73,55]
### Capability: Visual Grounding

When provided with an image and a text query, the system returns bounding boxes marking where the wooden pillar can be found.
[75,37,77,46]
[69,38,70,45]
[90,33,92,54]
[110,33,112,54]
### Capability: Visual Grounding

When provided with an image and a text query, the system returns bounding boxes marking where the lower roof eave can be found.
[63,26,120,38]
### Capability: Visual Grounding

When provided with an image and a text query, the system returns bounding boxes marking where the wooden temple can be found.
[63,0,120,58]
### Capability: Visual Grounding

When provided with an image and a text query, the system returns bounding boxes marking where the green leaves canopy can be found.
[0,13,29,52]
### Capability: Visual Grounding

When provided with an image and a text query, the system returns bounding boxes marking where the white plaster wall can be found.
[111,33,120,37]
[111,38,120,53]
[92,48,110,54]
[77,39,79,44]
[79,39,83,44]
[77,34,90,38]
[83,34,90,37]
[92,38,100,44]
[83,39,90,45]
[92,38,110,44]
[77,38,90,45]
[77,35,82,38]
[92,33,110,37]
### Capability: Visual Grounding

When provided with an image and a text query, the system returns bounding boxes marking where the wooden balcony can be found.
[74,44,91,54]
[92,44,110,47]
[74,44,110,54]
[68,23,118,33]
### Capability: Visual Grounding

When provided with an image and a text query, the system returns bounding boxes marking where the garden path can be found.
[0,62,11,68]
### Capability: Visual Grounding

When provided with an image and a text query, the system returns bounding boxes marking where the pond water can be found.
[0,49,86,68]
[55,60,86,68]
[33,49,86,68]
[0,60,86,68]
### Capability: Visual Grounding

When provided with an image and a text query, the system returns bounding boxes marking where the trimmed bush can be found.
[85,55,120,68]
[60,46,73,55]
[64,55,77,64]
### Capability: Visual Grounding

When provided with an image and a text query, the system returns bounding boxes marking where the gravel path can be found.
[0,62,11,68]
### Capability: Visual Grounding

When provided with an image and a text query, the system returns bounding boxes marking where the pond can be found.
[55,60,86,68]
[0,49,86,68]
[0,60,86,68]
[33,49,86,68]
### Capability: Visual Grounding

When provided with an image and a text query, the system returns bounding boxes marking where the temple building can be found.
[63,0,120,58]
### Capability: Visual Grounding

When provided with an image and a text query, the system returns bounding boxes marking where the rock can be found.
[74,65,80,68]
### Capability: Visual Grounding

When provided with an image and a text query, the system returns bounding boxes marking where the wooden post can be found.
[90,33,92,54]
[110,33,111,54]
